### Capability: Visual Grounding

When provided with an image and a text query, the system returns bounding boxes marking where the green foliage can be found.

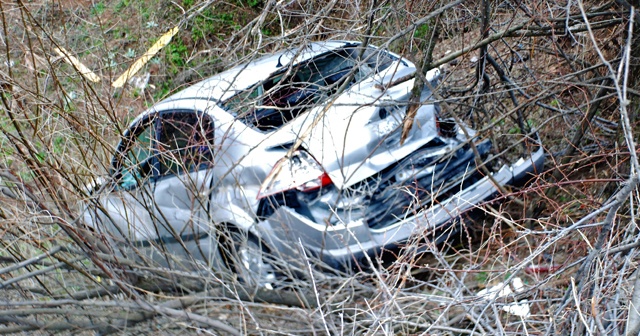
[191,8,216,42]
[124,48,136,59]
[35,151,47,163]
[167,40,188,67]
[139,3,152,21]
[508,119,537,134]
[191,9,242,42]
[53,136,65,154]
[90,2,106,16]
[115,0,130,11]
[491,118,506,126]
[153,82,172,102]
[114,0,152,21]
[0,120,15,166]
[476,271,489,284]
[414,23,430,39]
[219,13,239,27]
[244,0,262,8]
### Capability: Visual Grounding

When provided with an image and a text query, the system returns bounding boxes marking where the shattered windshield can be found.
[223,45,395,131]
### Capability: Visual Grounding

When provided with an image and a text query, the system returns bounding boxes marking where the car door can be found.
[97,115,159,243]
[152,110,216,253]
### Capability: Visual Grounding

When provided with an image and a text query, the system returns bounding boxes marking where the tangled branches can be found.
[0,0,639,334]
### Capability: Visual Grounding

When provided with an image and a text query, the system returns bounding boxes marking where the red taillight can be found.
[258,151,333,199]
[296,172,333,192]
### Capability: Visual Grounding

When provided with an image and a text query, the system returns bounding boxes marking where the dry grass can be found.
[0,0,639,334]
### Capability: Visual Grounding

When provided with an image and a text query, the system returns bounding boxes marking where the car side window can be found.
[116,117,158,190]
[157,112,215,177]
[224,85,263,114]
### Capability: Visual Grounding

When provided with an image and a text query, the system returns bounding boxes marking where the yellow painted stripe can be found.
[112,26,180,88]
[54,46,101,83]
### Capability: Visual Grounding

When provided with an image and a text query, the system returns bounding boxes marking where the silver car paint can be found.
[256,146,545,268]
[83,41,544,272]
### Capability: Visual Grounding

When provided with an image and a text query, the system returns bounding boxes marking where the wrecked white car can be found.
[83,41,544,285]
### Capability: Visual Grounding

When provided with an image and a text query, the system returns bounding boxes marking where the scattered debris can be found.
[53,46,101,83]
[128,72,151,93]
[477,277,531,318]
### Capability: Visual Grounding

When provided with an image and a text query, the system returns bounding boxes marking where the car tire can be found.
[218,225,277,289]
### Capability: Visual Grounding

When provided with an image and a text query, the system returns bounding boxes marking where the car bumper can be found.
[256,144,545,271]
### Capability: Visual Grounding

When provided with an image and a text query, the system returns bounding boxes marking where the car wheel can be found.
[219,226,277,289]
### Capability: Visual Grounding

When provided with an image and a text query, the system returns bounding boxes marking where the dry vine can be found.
[0,0,639,334]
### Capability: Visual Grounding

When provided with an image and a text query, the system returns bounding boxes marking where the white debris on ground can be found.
[128,72,152,93]
[477,277,531,318]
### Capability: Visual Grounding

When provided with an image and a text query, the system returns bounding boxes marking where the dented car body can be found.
[84,41,544,283]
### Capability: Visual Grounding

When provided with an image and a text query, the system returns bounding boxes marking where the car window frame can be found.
[112,109,216,190]
[154,109,216,181]
[111,114,159,191]
[222,44,398,131]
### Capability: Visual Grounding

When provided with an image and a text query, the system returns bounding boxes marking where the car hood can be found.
[264,68,440,188]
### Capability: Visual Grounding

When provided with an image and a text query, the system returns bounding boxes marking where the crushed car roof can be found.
[164,40,359,103]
